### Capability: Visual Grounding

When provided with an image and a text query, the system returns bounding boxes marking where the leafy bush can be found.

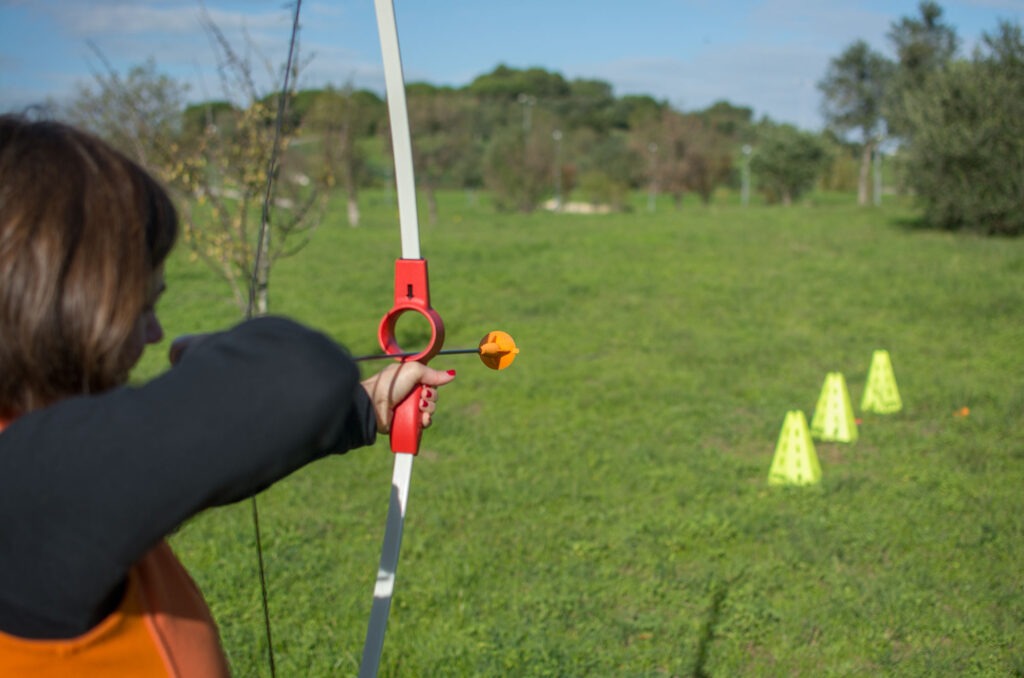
[750,124,830,205]
[576,170,628,210]
[901,22,1024,235]
[482,127,554,212]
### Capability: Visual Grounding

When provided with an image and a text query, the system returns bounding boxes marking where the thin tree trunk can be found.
[344,154,360,227]
[426,186,438,225]
[346,184,360,227]
[253,226,271,316]
[858,142,873,206]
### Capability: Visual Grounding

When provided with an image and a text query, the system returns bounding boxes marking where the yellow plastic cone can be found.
[768,411,822,486]
[861,350,902,414]
[810,372,858,443]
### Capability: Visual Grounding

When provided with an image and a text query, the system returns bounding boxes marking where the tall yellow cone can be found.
[768,411,822,486]
[861,350,902,413]
[810,372,858,443]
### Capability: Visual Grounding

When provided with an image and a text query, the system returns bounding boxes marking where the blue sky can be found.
[1,0,1021,129]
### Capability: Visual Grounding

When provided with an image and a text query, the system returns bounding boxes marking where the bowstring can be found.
[244,2,303,676]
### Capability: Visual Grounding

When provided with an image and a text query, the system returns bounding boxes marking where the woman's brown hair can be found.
[0,115,178,417]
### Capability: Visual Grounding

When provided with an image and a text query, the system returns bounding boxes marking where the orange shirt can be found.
[0,541,230,677]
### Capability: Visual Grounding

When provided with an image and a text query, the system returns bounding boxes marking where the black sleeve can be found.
[0,316,377,638]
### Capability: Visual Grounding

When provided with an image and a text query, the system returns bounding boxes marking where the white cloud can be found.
[44,1,297,67]
[45,0,287,37]
[576,37,828,127]
[58,3,198,34]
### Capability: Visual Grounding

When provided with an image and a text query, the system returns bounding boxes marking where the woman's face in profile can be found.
[119,264,166,374]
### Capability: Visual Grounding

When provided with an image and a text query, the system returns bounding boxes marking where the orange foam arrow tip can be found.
[478,331,519,370]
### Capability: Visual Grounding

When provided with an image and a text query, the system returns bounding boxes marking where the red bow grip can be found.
[378,259,445,455]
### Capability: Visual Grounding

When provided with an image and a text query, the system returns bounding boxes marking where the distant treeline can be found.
[64,2,1023,235]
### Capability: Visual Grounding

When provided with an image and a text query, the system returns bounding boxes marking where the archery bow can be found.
[359,2,437,675]
[243,4,514,674]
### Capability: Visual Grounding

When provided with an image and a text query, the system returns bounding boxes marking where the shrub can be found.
[576,170,628,210]
[750,124,830,205]
[901,22,1024,235]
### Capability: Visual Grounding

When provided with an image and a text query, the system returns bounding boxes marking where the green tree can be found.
[890,1,958,73]
[818,131,861,193]
[639,110,730,209]
[182,100,238,139]
[407,86,478,223]
[482,104,556,212]
[886,1,959,139]
[648,109,695,209]
[818,40,893,205]
[467,65,571,101]
[750,124,830,205]
[697,100,755,141]
[304,85,375,227]
[615,94,667,131]
[558,78,617,132]
[572,131,638,210]
[901,21,1024,235]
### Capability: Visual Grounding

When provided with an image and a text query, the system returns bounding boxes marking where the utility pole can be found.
[741,144,752,207]
[552,129,563,210]
[873,147,882,207]
[647,142,658,213]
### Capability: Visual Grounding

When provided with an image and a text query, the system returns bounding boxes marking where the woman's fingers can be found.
[361,364,455,433]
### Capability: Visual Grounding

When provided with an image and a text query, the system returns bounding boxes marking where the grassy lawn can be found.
[135,189,1024,676]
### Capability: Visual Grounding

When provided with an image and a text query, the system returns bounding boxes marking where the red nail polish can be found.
[447,369,456,376]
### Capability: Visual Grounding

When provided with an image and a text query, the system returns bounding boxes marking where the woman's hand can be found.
[361,363,456,433]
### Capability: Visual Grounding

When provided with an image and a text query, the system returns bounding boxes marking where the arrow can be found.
[354,331,519,370]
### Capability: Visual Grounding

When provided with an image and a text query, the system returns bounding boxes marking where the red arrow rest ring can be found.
[377,259,445,363]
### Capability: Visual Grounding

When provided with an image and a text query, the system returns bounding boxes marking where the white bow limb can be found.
[359,2,423,676]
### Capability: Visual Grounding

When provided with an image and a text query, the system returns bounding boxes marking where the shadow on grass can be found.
[890,212,1022,238]
[889,213,934,233]
[691,579,730,678]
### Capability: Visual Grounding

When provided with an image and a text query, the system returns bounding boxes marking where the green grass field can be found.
[135,190,1024,676]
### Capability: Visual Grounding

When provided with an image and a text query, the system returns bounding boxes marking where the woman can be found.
[0,114,454,675]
